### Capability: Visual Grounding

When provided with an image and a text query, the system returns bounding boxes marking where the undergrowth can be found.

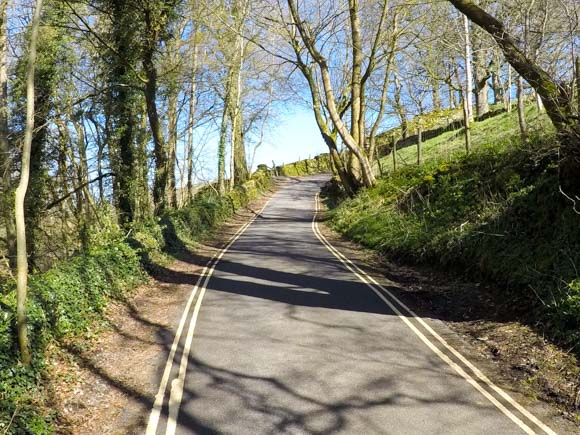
[0,169,275,433]
[329,133,580,349]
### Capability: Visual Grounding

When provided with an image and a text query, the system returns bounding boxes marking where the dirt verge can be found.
[47,179,288,434]
[316,211,580,430]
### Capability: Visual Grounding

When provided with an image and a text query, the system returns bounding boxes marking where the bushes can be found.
[329,137,580,346]
[0,227,144,432]
[158,170,273,253]
[0,170,274,432]
[276,154,332,176]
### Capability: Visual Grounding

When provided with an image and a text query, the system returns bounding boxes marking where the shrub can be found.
[0,165,276,432]
[329,137,580,346]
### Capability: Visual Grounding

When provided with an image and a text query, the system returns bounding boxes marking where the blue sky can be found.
[252,105,328,170]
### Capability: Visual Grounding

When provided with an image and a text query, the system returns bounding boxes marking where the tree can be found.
[283,0,389,189]
[448,0,580,205]
[15,0,44,366]
[101,0,141,225]
[0,0,14,269]
[142,0,178,214]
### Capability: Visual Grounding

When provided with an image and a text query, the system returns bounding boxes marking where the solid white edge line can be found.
[312,193,556,435]
[146,194,275,435]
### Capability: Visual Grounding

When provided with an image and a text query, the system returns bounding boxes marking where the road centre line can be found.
[311,193,555,435]
[146,194,275,435]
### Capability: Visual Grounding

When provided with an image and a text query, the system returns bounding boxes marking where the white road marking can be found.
[311,193,556,435]
[146,195,275,435]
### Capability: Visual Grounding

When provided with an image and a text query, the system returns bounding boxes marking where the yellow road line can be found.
[311,193,555,435]
[146,195,275,435]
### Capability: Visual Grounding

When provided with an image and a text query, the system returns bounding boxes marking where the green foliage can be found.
[159,171,273,253]
[0,167,273,432]
[0,358,54,435]
[31,242,144,337]
[0,204,146,432]
[330,130,580,346]
[276,154,332,176]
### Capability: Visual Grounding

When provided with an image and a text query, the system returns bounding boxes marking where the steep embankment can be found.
[329,107,580,346]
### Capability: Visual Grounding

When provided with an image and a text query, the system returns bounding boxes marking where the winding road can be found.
[144,175,558,435]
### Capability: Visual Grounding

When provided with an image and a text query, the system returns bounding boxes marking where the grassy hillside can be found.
[328,106,580,347]
[377,106,553,170]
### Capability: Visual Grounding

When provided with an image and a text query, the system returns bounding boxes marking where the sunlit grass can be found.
[377,105,553,173]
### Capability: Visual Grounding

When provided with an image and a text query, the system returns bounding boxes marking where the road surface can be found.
[146,175,556,435]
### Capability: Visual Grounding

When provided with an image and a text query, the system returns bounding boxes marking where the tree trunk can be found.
[463,14,474,122]
[326,136,356,196]
[432,81,441,111]
[107,0,137,225]
[217,96,229,195]
[448,83,457,109]
[230,32,248,187]
[517,75,527,144]
[166,88,178,208]
[393,74,408,139]
[473,47,490,117]
[143,6,170,215]
[349,0,363,149]
[576,57,580,116]
[491,53,504,106]
[375,145,384,178]
[143,47,169,214]
[0,0,15,268]
[506,64,512,112]
[232,109,247,185]
[15,0,43,366]
[136,104,150,220]
[462,90,472,153]
[186,39,199,203]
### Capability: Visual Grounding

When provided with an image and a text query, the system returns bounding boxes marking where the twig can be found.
[2,405,18,435]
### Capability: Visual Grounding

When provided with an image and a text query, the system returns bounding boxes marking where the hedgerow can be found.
[0,169,273,433]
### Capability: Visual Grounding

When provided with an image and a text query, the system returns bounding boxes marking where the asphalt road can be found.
[146,175,555,435]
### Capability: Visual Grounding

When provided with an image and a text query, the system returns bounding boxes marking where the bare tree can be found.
[0,0,14,269]
[448,0,580,205]
[15,0,44,366]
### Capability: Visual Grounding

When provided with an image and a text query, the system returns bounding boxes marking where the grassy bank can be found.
[275,154,332,176]
[0,169,274,433]
[328,107,580,348]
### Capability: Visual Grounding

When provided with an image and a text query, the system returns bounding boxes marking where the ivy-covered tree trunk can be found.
[104,0,139,226]
[231,108,248,186]
[166,84,178,207]
[142,1,175,214]
[22,1,68,269]
[217,68,232,195]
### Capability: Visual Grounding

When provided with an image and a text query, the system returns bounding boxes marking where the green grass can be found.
[329,106,580,349]
[378,106,553,170]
